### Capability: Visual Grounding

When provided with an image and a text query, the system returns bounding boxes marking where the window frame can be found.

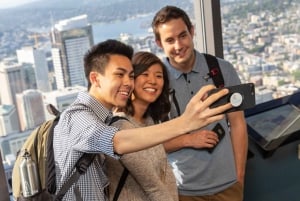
[193,0,224,58]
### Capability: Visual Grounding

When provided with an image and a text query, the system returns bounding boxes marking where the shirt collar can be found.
[77,91,113,123]
[163,51,201,80]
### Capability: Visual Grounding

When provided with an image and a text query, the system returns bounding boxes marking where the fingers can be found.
[204,102,232,120]
[192,84,229,106]
[182,85,232,132]
[191,85,232,116]
[190,130,219,149]
[191,84,216,106]
[204,88,230,109]
[204,131,219,146]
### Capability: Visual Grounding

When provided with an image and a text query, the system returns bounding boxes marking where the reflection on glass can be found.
[247,104,300,141]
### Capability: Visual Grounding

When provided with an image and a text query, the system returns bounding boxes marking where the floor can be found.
[244,138,300,201]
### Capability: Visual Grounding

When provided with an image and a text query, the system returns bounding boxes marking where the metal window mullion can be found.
[193,0,224,58]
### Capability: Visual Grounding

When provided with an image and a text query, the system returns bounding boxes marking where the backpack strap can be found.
[45,115,60,194]
[46,103,96,200]
[113,168,129,201]
[109,115,130,201]
[203,55,254,160]
[54,117,126,200]
[167,54,225,118]
[170,89,181,117]
[110,115,128,125]
[54,153,96,201]
[47,104,61,116]
[203,53,225,88]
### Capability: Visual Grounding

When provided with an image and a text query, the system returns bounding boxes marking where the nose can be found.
[124,75,134,87]
[148,74,157,84]
[174,39,182,51]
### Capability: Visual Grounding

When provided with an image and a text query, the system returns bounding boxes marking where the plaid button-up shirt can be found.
[54,91,119,200]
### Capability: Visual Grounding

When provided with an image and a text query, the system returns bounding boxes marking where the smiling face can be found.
[156,18,195,72]
[90,54,134,110]
[132,63,164,107]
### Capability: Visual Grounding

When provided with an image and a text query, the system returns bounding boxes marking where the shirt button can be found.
[191,91,194,95]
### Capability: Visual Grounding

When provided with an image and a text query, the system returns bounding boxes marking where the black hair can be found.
[125,51,170,123]
[83,39,134,90]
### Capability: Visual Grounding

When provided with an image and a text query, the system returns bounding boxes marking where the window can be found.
[193,0,300,104]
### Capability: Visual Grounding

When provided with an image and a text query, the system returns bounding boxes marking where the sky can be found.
[0,0,39,9]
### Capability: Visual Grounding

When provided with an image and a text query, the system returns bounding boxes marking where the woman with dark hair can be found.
[106,51,178,201]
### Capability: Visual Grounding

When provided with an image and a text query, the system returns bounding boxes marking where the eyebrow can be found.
[115,67,134,74]
[164,30,187,41]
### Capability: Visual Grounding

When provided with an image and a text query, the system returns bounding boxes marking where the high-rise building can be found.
[0,105,20,137]
[16,46,50,92]
[42,86,86,120]
[0,59,25,106]
[51,14,94,90]
[16,90,45,131]
[0,128,32,194]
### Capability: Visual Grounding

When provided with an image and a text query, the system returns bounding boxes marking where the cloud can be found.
[0,0,39,9]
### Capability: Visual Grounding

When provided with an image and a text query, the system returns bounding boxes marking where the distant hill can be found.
[18,0,127,9]
[0,0,191,31]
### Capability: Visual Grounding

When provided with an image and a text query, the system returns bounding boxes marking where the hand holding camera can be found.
[208,83,256,113]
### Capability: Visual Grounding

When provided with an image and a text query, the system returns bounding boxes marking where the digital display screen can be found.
[247,104,300,143]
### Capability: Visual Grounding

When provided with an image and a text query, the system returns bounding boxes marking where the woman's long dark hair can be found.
[125,51,170,123]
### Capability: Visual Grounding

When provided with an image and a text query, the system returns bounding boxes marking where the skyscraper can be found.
[16,90,45,131]
[51,14,94,90]
[16,46,50,92]
[0,59,25,106]
[0,105,20,136]
[42,85,85,120]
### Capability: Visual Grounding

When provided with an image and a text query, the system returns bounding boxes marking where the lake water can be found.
[92,14,154,43]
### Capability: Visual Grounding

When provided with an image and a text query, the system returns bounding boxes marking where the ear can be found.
[155,39,162,48]
[190,25,195,37]
[90,71,100,87]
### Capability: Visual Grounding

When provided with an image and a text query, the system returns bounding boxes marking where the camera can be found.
[208,83,256,113]
[207,123,225,153]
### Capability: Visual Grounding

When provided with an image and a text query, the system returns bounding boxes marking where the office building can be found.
[16,90,45,131]
[0,59,25,106]
[51,14,93,90]
[16,46,50,92]
[22,63,37,90]
[255,86,274,104]
[42,86,85,120]
[0,105,20,137]
[0,129,32,193]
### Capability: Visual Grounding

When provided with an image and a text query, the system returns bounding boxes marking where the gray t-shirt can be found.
[164,51,241,196]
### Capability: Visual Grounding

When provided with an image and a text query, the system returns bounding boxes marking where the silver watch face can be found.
[230,92,243,107]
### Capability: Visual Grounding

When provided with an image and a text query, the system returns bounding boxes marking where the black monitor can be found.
[245,91,300,156]
[247,104,300,151]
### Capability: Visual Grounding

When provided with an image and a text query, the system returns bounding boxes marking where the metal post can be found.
[193,0,224,58]
[0,152,10,201]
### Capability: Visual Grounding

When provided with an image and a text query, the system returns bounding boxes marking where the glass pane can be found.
[220,0,300,104]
